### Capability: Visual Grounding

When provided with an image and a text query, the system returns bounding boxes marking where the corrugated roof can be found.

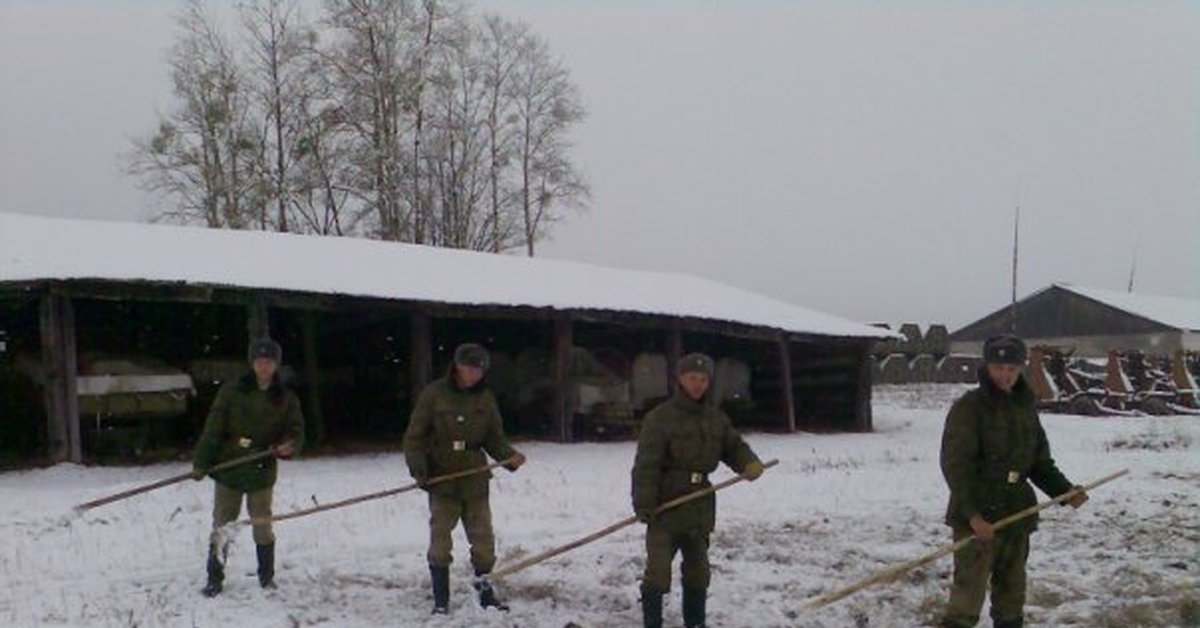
[1055,283,1200,332]
[0,212,887,339]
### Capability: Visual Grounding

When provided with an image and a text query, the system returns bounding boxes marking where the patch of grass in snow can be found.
[1106,427,1192,452]
[1179,594,1200,627]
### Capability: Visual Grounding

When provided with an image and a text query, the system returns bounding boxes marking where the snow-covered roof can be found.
[1055,283,1200,331]
[0,212,886,339]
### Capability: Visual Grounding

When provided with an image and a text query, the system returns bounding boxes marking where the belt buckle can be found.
[1007,471,1019,484]
[690,472,703,484]
[238,437,252,449]
[452,440,466,452]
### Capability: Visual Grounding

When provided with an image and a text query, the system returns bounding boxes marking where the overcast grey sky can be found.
[1,1,1196,328]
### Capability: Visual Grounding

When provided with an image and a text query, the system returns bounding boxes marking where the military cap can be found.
[248,337,283,363]
[983,334,1027,365]
[677,352,714,378]
[453,343,490,371]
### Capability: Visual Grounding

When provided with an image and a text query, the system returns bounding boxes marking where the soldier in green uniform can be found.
[192,337,304,597]
[632,352,765,628]
[404,343,526,615]
[939,335,1088,628]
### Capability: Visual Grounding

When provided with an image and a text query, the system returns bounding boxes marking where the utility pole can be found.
[1010,204,1019,333]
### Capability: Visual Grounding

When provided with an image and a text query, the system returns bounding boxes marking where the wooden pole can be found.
[802,468,1130,610]
[491,459,779,581]
[778,335,797,433]
[74,448,278,512]
[553,317,574,443]
[246,458,514,526]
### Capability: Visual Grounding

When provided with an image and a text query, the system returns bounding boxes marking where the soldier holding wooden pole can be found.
[192,337,304,598]
[403,343,527,615]
[632,352,765,628]
[939,335,1088,628]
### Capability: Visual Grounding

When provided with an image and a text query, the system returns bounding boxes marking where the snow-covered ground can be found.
[2,385,1196,627]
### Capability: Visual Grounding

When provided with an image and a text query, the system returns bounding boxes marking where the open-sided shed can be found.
[0,212,887,464]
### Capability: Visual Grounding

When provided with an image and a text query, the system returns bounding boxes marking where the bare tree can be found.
[130,0,587,253]
[129,0,260,228]
[239,0,318,232]
[508,28,588,256]
[478,13,525,252]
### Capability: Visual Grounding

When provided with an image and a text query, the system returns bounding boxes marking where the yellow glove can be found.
[742,460,765,481]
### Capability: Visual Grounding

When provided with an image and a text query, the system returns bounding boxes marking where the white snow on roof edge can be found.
[0,212,888,339]
[1055,283,1200,332]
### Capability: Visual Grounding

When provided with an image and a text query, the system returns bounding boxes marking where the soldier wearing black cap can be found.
[192,337,304,597]
[938,335,1088,628]
[631,352,764,628]
[404,343,526,614]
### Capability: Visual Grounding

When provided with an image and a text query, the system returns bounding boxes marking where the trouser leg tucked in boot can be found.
[641,584,665,628]
[202,546,224,597]
[429,565,450,614]
[473,571,509,611]
[683,586,707,628]
[256,543,276,589]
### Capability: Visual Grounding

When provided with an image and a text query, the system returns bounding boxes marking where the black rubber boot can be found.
[431,565,450,615]
[473,572,509,611]
[683,586,707,628]
[256,543,275,589]
[640,585,664,628]
[201,546,224,597]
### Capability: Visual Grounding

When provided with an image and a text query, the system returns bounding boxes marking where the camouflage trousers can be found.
[942,526,1030,627]
[641,524,711,593]
[427,490,495,573]
[211,483,275,548]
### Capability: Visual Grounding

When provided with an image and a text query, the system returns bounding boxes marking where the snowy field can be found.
[1,385,1196,627]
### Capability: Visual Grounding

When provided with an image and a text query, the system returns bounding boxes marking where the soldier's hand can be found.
[742,460,765,481]
[968,514,994,541]
[414,474,430,490]
[1065,486,1089,509]
[636,509,655,524]
[275,441,296,459]
[503,452,526,472]
[191,467,207,482]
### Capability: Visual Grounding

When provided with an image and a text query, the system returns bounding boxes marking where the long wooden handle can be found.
[803,468,1130,609]
[73,448,278,512]
[491,459,779,580]
[246,458,515,526]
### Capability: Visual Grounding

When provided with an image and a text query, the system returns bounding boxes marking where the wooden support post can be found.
[247,296,269,342]
[553,317,573,443]
[301,311,325,444]
[410,310,433,408]
[854,343,874,432]
[39,293,81,463]
[778,335,797,433]
[665,322,683,382]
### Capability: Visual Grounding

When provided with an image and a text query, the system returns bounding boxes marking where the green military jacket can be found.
[193,373,305,493]
[403,374,517,499]
[940,369,1073,532]
[632,390,760,533]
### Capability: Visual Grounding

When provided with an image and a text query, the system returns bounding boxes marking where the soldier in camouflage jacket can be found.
[632,352,764,628]
[939,335,1087,628]
[404,343,525,615]
[192,338,304,597]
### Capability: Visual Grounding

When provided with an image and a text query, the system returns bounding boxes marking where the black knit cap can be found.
[453,343,490,371]
[248,338,283,363]
[677,352,714,377]
[983,334,1027,365]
